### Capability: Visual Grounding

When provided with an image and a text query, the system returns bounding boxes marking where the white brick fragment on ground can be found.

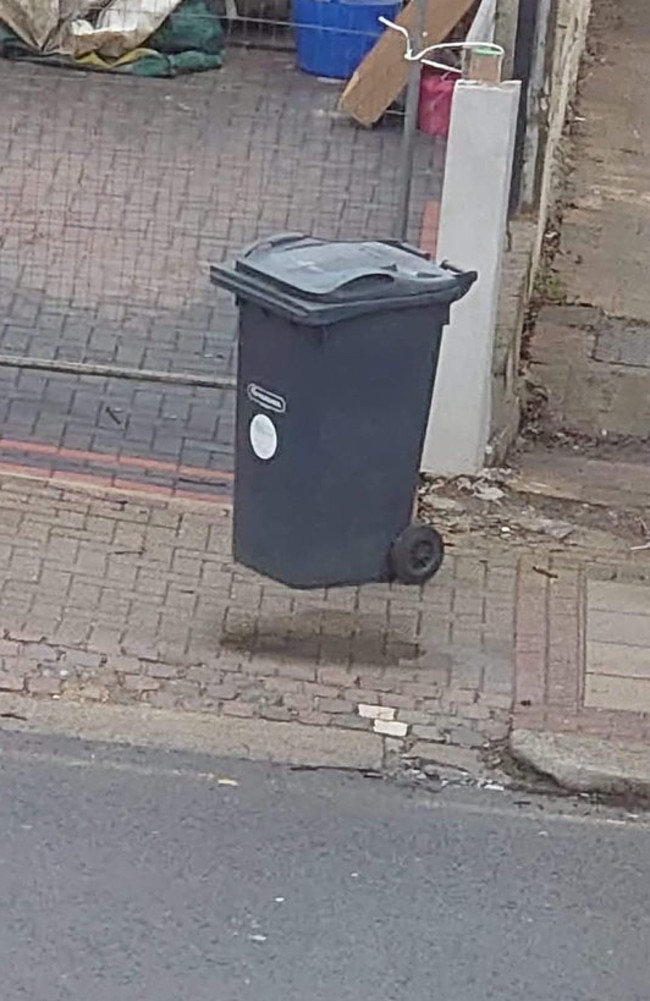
[373,719,408,738]
[358,704,396,721]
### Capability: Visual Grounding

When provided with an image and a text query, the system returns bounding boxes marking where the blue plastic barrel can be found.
[293,0,400,79]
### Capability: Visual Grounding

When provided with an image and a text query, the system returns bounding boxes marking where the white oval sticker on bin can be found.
[249,413,278,460]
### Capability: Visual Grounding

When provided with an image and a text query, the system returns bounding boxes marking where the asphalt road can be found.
[0,729,648,1001]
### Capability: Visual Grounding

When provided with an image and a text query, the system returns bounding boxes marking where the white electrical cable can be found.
[378,16,504,73]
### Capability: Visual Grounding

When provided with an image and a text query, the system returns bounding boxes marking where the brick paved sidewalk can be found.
[0,50,444,494]
[510,547,650,794]
[2,470,648,779]
[514,552,650,744]
[0,473,515,768]
[505,0,650,790]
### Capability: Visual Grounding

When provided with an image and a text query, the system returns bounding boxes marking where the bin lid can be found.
[210,234,477,326]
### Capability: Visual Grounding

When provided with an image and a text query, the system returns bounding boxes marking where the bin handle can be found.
[439,260,470,275]
[439,260,479,293]
[242,232,306,257]
[380,238,430,260]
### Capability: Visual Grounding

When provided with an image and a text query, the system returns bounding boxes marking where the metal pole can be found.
[521,0,556,211]
[393,0,427,241]
[0,354,237,390]
[494,0,521,80]
[508,0,540,216]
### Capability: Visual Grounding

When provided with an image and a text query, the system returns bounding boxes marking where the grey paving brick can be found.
[0,46,442,493]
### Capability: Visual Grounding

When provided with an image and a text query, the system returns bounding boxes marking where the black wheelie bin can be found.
[210,234,476,589]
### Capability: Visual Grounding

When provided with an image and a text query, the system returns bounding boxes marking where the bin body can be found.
[293,0,399,79]
[211,236,476,590]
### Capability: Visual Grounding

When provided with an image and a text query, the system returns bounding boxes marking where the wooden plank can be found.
[338,0,476,127]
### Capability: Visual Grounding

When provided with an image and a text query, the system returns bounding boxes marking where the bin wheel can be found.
[389,523,445,585]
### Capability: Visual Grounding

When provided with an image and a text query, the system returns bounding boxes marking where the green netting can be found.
[0,0,225,76]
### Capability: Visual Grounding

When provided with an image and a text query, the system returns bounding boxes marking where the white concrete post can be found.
[420,79,521,476]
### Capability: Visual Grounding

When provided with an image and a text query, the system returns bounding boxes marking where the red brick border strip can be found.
[513,557,650,742]
[514,555,584,729]
[0,437,234,505]
[0,437,233,482]
[0,459,232,508]
[513,555,550,715]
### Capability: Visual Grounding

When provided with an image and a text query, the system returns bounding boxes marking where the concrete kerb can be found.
[0,694,501,778]
[0,695,384,771]
[511,728,650,797]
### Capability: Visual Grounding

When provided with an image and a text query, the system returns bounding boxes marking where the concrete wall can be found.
[485,0,593,463]
[532,0,593,274]
[489,218,536,463]
[419,0,593,472]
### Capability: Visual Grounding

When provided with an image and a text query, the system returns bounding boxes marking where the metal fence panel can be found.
[0,7,448,494]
